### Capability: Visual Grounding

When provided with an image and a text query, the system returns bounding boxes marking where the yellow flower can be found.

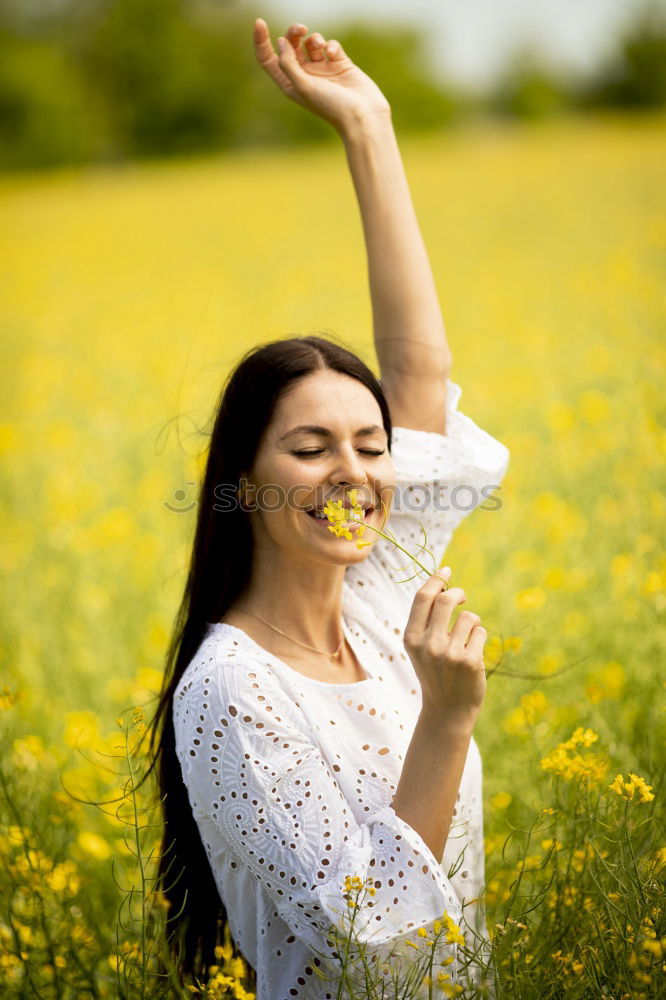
[563,727,598,749]
[441,912,465,947]
[0,686,22,710]
[514,586,547,611]
[324,491,368,544]
[130,705,145,725]
[229,956,246,979]
[327,521,353,541]
[323,499,345,523]
[609,772,654,803]
[344,874,364,892]
[64,710,101,750]
[77,831,111,860]
[540,728,607,783]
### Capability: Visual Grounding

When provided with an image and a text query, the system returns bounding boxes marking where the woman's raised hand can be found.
[403,568,488,733]
[253,18,391,134]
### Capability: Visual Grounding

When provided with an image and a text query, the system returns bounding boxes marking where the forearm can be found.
[340,111,452,378]
[391,711,473,860]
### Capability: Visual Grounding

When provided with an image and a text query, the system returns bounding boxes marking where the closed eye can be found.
[293,449,385,457]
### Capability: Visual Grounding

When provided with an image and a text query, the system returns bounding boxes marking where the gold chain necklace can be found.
[233,609,346,661]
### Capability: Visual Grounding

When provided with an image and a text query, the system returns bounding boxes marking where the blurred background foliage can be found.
[0,0,665,171]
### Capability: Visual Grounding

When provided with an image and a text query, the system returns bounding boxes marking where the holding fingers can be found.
[403,569,488,731]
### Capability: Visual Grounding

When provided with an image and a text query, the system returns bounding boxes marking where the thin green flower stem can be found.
[346,515,442,583]
[65,929,102,1000]
[426,946,434,1000]
[583,947,606,994]
[502,823,536,920]
[584,838,629,918]
[558,780,582,921]
[4,903,48,1000]
[585,902,616,971]
[623,798,649,910]
[126,728,148,1000]
[358,936,376,1000]
[0,762,62,999]
[335,887,362,1000]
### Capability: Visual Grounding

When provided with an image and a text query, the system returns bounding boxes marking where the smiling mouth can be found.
[305,507,374,524]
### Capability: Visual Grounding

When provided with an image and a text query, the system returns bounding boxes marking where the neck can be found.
[232,548,347,652]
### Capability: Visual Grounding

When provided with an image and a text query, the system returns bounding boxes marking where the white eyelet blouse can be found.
[173,378,510,999]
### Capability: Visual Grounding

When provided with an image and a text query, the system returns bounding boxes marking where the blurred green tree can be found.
[1,0,664,171]
[577,0,666,109]
[0,24,101,168]
[486,42,573,120]
[75,0,253,158]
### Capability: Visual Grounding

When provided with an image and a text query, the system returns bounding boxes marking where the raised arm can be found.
[253,18,453,433]
[339,113,452,433]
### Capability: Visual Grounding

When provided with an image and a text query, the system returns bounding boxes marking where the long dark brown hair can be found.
[142,335,393,986]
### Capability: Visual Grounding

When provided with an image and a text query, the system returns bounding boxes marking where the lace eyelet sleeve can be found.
[350,377,510,617]
[173,656,466,981]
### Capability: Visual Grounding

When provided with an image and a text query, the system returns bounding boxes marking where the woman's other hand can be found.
[253,18,391,134]
[403,569,488,734]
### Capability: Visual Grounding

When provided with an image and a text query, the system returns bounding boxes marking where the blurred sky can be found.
[269,0,647,90]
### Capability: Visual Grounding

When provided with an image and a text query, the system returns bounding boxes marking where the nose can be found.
[329,442,368,490]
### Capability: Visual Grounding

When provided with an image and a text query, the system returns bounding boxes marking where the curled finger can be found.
[465,624,487,661]
[449,609,482,649]
[426,585,467,636]
[285,24,309,66]
[277,35,312,91]
[325,38,347,61]
[305,32,327,62]
[403,570,453,644]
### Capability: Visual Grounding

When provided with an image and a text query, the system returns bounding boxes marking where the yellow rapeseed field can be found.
[0,110,664,997]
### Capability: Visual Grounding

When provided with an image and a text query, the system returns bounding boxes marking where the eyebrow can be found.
[279,423,386,441]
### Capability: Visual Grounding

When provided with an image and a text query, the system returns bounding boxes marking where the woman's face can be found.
[242,370,396,568]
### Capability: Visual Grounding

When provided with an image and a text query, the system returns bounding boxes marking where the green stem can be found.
[0,762,62,999]
[623,798,648,909]
[126,727,148,1000]
[342,504,443,583]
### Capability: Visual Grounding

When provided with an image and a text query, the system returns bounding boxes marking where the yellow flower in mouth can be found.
[322,498,347,524]
[327,520,353,541]
[323,492,367,545]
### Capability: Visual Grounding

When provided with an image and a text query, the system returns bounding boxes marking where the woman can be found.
[150,18,510,999]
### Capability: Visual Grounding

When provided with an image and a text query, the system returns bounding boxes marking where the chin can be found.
[306,537,376,569]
